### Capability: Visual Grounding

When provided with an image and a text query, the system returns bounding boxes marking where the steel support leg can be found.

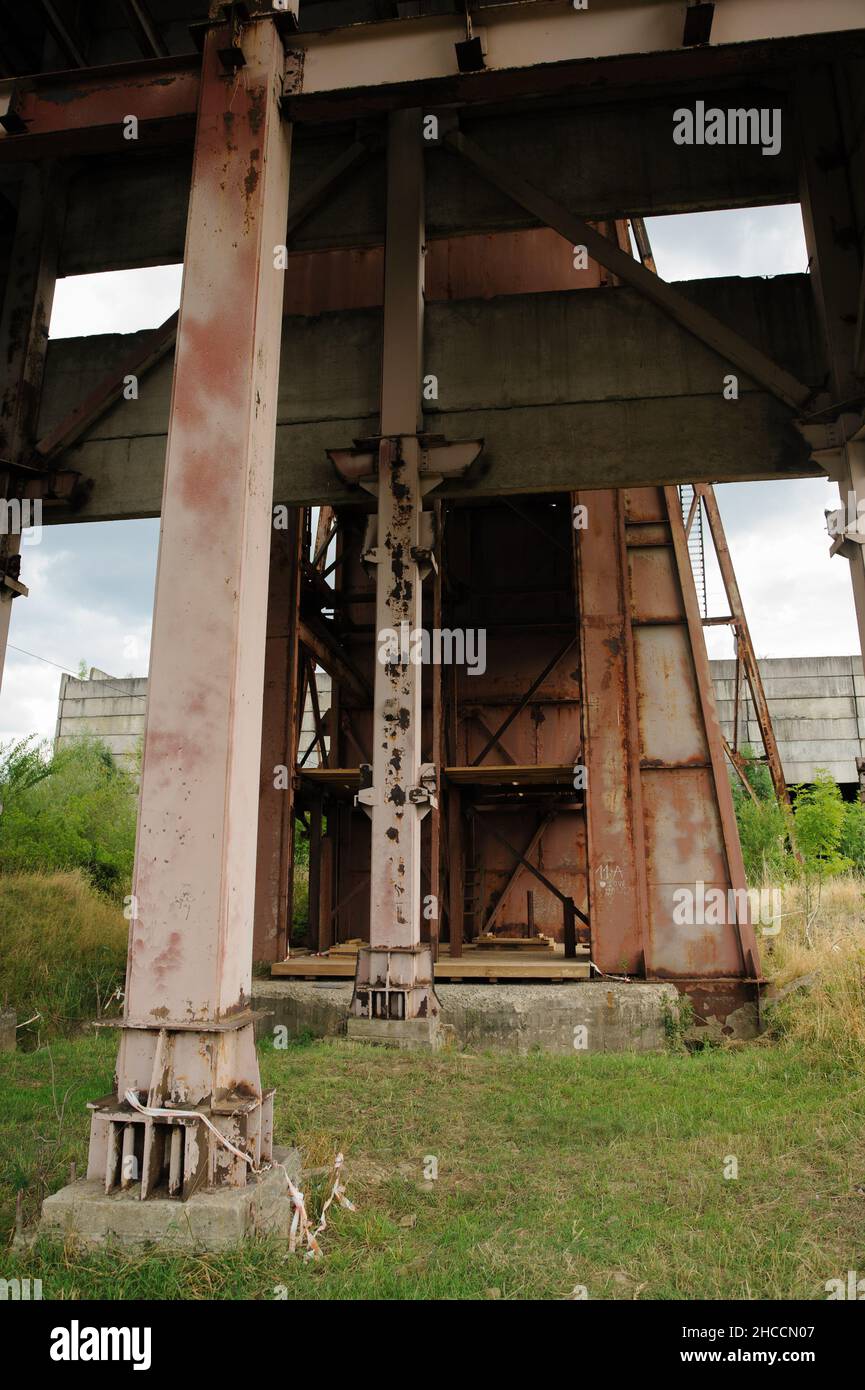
[350,434,438,1027]
[87,12,294,1195]
[254,513,304,963]
[349,110,438,1034]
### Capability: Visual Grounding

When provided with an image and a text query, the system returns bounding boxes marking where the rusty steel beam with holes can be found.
[86,12,295,1197]
[0,55,199,160]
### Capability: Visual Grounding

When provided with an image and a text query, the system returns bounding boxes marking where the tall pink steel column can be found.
[87,11,296,1197]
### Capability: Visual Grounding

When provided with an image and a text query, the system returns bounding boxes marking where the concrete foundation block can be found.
[346,1014,442,1051]
[0,1010,16,1052]
[254,979,684,1054]
[437,980,681,1053]
[31,1146,302,1252]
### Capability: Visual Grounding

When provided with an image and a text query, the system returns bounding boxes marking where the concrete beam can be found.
[55,91,799,274]
[446,129,813,408]
[37,273,823,519]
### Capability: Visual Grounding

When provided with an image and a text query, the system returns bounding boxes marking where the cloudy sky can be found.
[0,204,857,744]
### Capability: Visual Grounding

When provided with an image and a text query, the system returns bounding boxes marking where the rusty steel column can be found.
[254,513,304,963]
[87,12,295,1196]
[574,489,649,976]
[348,109,439,1038]
[0,163,66,693]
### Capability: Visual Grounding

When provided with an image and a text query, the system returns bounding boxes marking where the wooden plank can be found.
[300,765,579,788]
[475,935,553,950]
[271,948,590,981]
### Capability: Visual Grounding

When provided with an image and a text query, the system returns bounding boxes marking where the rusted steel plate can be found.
[633,625,708,767]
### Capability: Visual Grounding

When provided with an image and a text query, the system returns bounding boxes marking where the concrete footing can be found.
[31,1146,302,1251]
[0,1010,16,1052]
[256,979,685,1054]
[346,1014,442,1050]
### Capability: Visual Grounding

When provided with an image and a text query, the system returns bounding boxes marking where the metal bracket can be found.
[327,433,483,494]
[355,761,438,819]
[355,762,376,817]
[796,410,865,479]
[409,762,438,819]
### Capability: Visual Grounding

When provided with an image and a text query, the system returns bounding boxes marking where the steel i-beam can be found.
[86,11,295,1197]
[326,111,479,1040]
[352,109,436,1036]
[351,430,437,1029]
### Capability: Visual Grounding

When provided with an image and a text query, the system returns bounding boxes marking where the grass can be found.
[1,868,864,1300]
[1,1030,864,1300]
[0,870,127,1039]
[762,876,865,1063]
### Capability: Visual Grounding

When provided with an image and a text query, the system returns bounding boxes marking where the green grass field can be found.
[2,1031,863,1301]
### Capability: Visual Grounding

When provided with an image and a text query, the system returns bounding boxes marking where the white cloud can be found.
[49,264,183,339]
[0,519,157,744]
[645,204,809,281]
[703,479,859,661]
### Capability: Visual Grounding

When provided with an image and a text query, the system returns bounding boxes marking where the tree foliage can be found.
[791,771,851,879]
[0,735,137,898]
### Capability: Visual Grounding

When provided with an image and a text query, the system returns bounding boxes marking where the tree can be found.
[0,735,137,897]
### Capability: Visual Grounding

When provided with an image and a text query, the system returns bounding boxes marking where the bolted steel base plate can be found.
[28,1146,301,1252]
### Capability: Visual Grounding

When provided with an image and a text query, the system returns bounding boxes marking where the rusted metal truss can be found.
[695,484,790,809]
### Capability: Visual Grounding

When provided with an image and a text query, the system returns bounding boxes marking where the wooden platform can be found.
[271,942,591,982]
[298,765,578,793]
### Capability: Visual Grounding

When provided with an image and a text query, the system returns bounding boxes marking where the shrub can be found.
[729,745,791,884]
[791,771,851,879]
[735,796,790,884]
[0,735,137,898]
[839,798,865,874]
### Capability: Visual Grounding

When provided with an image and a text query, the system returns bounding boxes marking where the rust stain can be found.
[152,931,183,982]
